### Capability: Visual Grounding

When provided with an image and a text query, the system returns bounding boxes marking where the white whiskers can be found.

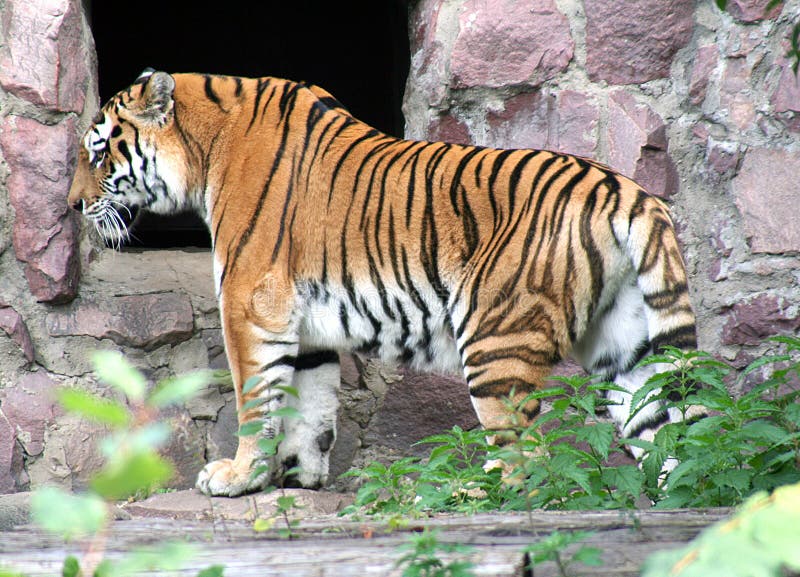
[84,198,131,250]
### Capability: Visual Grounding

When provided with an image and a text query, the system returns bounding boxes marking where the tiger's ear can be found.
[136,71,175,125]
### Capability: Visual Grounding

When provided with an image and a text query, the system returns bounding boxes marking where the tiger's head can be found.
[68,69,199,247]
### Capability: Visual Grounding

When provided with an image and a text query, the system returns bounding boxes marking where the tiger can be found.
[67,69,697,497]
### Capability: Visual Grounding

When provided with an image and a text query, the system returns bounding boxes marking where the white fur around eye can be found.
[85,115,112,151]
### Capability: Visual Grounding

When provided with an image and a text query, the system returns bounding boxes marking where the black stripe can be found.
[626,410,670,440]
[203,75,225,111]
[650,324,697,353]
[317,95,349,113]
[468,378,536,398]
[248,78,273,133]
[328,129,381,205]
[421,143,452,304]
[643,283,688,310]
[448,147,483,217]
[295,350,339,371]
[232,87,294,270]
[261,354,297,372]
[339,302,351,339]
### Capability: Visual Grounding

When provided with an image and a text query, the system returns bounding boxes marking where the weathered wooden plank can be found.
[0,509,730,577]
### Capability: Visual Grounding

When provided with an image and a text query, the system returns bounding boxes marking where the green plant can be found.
[641,480,800,577]
[395,528,475,577]
[343,336,800,517]
[23,351,223,577]
[497,377,646,511]
[342,426,509,517]
[253,491,303,539]
[627,339,800,508]
[524,530,603,577]
[237,376,308,538]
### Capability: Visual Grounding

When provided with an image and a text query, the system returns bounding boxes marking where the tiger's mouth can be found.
[80,197,140,249]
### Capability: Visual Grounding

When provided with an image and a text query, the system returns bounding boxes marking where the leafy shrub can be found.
[24,351,222,577]
[343,336,800,515]
[629,339,800,507]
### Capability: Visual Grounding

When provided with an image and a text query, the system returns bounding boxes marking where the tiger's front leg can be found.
[196,280,302,497]
[276,348,340,489]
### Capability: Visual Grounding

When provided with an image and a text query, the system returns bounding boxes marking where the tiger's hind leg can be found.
[276,348,340,489]
[573,276,700,466]
[455,300,562,475]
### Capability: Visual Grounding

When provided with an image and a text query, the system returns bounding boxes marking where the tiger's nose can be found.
[70,199,84,211]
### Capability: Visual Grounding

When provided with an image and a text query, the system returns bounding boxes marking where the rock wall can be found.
[404,0,800,378]
[0,0,798,494]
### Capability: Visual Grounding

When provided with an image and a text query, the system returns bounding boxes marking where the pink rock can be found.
[485,90,599,156]
[450,0,573,88]
[46,293,195,350]
[0,0,91,112]
[689,46,720,106]
[725,0,782,22]
[720,58,755,130]
[772,57,800,114]
[721,294,800,346]
[0,304,35,363]
[607,91,679,198]
[0,414,19,493]
[552,91,599,157]
[732,148,800,253]
[585,0,693,84]
[427,113,472,145]
[707,142,741,176]
[486,91,551,150]
[0,116,81,303]
[371,369,478,452]
[0,373,57,457]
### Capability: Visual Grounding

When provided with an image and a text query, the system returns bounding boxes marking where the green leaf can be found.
[242,376,262,394]
[272,384,300,398]
[92,351,147,402]
[62,556,81,577]
[238,421,264,437]
[257,433,284,456]
[253,517,276,532]
[98,423,172,459]
[57,388,130,427]
[31,487,107,539]
[740,354,791,379]
[93,560,112,577]
[91,451,174,500]
[267,406,302,420]
[241,397,267,412]
[573,546,604,567]
[196,566,226,577]
[712,468,751,493]
[739,420,789,445]
[575,423,615,460]
[607,465,644,498]
[148,371,208,408]
[277,495,298,511]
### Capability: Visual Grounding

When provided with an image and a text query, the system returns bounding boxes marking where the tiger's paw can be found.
[195,457,271,497]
